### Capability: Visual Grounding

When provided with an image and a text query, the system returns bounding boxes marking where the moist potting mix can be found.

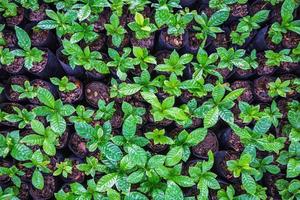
[0,0,299,199]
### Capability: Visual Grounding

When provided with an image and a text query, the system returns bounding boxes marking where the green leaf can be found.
[165,146,183,166]
[78,4,91,21]
[20,134,44,146]
[31,120,45,135]
[253,117,271,135]
[287,158,300,178]
[288,111,300,129]
[165,181,183,200]
[208,8,229,26]
[96,173,118,192]
[119,84,142,96]
[204,106,219,128]
[37,20,57,30]
[50,113,66,134]
[242,173,256,195]
[32,169,44,190]
[43,139,56,156]
[15,26,31,50]
[122,115,137,140]
[128,145,147,167]
[102,142,123,162]
[11,144,32,161]
[37,88,55,108]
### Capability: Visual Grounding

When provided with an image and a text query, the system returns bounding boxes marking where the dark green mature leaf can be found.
[208,8,229,26]
[15,26,31,50]
[204,106,219,128]
[166,146,183,166]
[32,169,44,190]
[288,111,300,129]
[165,181,183,200]
[96,173,118,192]
[11,144,32,161]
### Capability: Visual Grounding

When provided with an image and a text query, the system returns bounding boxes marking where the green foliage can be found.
[193,8,229,46]
[0,47,15,65]
[268,0,300,44]
[12,27,44,70]
[53,159,73,178]
[4,106,36,129]
[128,13,157,39]
[276,179,300,200]
[0,165,24,187]
[21,120,58,156]
[167,10,194,37]
[50,76,77,92]
[62,40,109,73]
[265,49,293,67]
[268,78,292,98]
[217,47,249,70]
[33,87,75,134]
[11,80,38,99]
[145,129,174,145]
[0,0,17,17]
[189,151,220,198]
[155,50,193,76]
[104,13,127,47]
[0,130,32,161]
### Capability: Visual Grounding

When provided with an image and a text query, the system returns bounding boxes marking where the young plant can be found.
[4,107,36,129]
[251,155,280,181]
[243,50,259,70]
[227,153,260,195]
[50,76,77,93]
[276,179,300,200]
[75,122,123,162]
[69,23,98,44]
[155,50,193,76]
[15,0,39,11]
[0,0,17,17]
[12,27,44,70]
[277,141,300,178]
[112,115,149,149]
[189,151,220,198]
[268,78,291,98]
[62,179,101,199]
[33,87,75,134]
[128,12,157,39]
[62,40,109,74]
[229,123,286,155]
[107,47,137,81]
[288,109,300,142]
[231,10,270,45]
[94,100,116,121]
[152,0,181,27]
[76,156,106,177]
[145,129,174,145]
[11,80,38,99]
[122,101,146,125]
[217,185,236,200]
[118,70,162,96]
[104,13,127,48]
[22,150,51,190]
[72,0,109,21]
[265,49,293,67]
[163,73,182,97]
[165,128,208,166]
[0,130,32,161]
[195,83,244,128]
[0,186,19,200]
[132,46,157,70]
[193,8,229,47]
[181,77,213,98]
[192,48,221,81]
[268,0,300,44]
[262,101,283,128]
[21,120,58,156]
[238,101,263,123]
[0,165,24,187]
[141,92,189,125]
[217,47,249,70]
[69,105,94,124]
[37,10,76,37]
[53,159,73,178]
[167,11,194,37]
[127,0,150,14]
[0,47,15,66]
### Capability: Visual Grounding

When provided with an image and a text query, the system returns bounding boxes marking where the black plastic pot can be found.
[218,128,244,152]
[157,29,188,51]
[130,33,155,50]
[192,131,219,159]
[56,47,85,77]
[25,23,58,51]
[214,151,240,183]
[68,133,89,158]
[253,76,275,103]
[26,48,63,78]
[180,0,196,8]
[58,76,84,104]
[251,26,270,51]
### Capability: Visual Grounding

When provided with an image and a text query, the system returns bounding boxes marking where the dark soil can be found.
[3,57,24,74]
[59,76,83,104]
[6,8,24,26]
[231,80,253,103]
[29,175,56,200]
[5,75,29,102]
[29,52,48,74]
[192,131,219,158]
[85,81,110,107]
[28,3,48,22]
